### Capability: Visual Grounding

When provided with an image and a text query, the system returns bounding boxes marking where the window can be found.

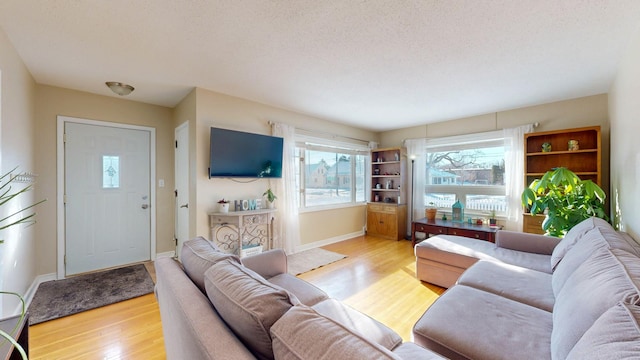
[424,131,506,216]
[296,138,368,210]
[102,155,120,188]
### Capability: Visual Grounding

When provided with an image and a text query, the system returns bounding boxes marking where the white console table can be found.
[208,209,276,256]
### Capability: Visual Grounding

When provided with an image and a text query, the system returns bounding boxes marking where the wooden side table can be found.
[0,313,28,360]
[412,218,502,247]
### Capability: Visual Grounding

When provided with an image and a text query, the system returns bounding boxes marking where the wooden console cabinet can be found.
[208,209,276,256]
[411,218,501,246]
[367,203,407,240]
[523,213,545,235]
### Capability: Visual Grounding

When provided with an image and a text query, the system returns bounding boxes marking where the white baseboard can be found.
[156,251,175,259]
[294,230,364,253]
[18,272,56,315]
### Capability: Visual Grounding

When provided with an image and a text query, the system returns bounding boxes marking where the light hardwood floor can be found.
[29,235,444,359]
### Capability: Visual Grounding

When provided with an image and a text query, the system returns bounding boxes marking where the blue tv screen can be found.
[209,127,283,178]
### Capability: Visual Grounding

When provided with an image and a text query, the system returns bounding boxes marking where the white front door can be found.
[174,122,189,259]
[64,122,151,275]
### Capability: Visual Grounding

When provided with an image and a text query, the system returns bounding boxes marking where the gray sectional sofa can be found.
[155,236,445,359]
[413,217,640,360]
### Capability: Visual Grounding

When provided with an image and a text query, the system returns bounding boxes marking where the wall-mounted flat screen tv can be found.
[209,127,283,178]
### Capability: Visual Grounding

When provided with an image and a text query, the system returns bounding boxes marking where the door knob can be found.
[180,203,188,208]
[141,204,149,209]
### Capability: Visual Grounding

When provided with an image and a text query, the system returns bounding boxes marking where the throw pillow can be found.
[180,236,240,291]
[551,247,640,360]
[550,217,611,270]
[271,305,400,360]
[205,259,300,360]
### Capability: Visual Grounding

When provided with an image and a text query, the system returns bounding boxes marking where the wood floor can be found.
[28,235,444,359]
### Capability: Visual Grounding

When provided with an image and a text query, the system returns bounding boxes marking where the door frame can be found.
[56,115,157,279]
[174,121,189,259]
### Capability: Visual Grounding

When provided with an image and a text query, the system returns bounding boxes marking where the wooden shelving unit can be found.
[367,147,407,240]
[524,126,601,186]
[523,126,601,234]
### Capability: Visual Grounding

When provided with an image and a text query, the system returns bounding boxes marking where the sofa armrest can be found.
[241,248,288,279]
[495,230,561,255]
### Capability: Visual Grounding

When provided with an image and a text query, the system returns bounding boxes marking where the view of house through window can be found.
[295,141,367,209]
[424,133,506,216]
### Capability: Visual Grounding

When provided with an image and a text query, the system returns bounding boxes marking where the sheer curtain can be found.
[404,138,427,230]
[503,124,534,231]
[271,122,299,254]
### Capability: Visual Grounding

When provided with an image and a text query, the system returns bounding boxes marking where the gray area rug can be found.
[287,248,347,275]
[29,264,155,325]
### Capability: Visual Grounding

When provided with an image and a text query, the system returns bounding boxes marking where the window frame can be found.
[295,135,370,212]
[423,130,507,217]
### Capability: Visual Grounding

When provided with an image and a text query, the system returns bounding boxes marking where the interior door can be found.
[65,122,151,275]
[174,122,189,259]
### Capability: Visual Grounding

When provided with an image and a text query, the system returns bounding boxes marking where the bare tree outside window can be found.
[425,145,506,214]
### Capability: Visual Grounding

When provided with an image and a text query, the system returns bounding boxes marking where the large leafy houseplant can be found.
[1,167,45,360]
[521,167,607,237]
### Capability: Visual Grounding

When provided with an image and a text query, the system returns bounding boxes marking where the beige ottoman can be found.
[414,235,497,288]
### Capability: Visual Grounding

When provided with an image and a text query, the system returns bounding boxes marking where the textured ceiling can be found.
[1,1,640,131]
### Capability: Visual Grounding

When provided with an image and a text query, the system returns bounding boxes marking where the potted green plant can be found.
[488,210,497,226]
[263,189,277,209]
[521,167,607,237]
[217,198,230,213]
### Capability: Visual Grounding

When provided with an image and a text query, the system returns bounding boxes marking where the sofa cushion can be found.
[181,236,241,291]
[271,305,401,360]
[551,247,640,360]
[550,217,611,270]
[552,227,640,296]
[551,227,609,295]
[457,260,554,312]
[311,298,402,351]
[204,259,300,360]
[413,285,552,360]
[566,302,640,360]
[267,273,329,306]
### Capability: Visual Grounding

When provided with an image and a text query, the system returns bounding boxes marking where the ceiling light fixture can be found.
[105,82,135,96]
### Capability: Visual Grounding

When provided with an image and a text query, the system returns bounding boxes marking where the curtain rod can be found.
[402,122,540,143]
[267,121,371,144]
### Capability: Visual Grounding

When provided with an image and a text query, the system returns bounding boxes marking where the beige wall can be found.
[190,88,375,245]
[34,85,175,277]
[609,29,640,240]
[381,95,608,148]
[0,28,38,316]
[299,207,366,245]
